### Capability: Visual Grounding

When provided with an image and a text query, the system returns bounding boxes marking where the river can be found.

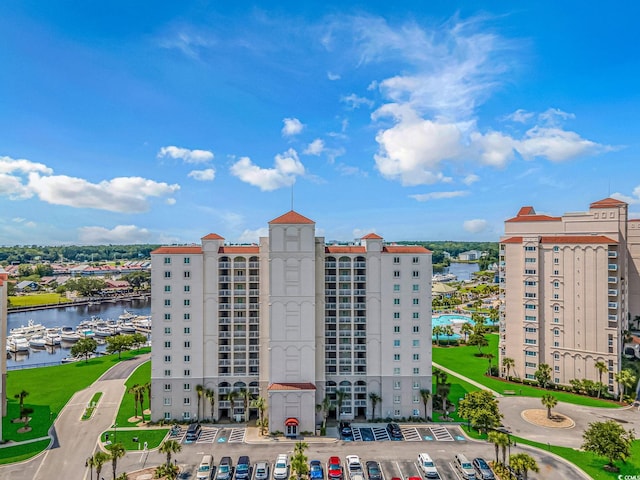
[6,297,150,368]
[444,262,479,281]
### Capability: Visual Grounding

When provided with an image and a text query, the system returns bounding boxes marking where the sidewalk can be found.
[244,426,339,444]
[433,361,502,397]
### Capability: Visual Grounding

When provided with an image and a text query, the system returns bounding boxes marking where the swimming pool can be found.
[433,314,473,326]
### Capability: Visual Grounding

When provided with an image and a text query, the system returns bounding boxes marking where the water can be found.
[444,262,479,281]
[7,297,150,368]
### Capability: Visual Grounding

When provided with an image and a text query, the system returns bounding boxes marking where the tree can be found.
[109,443,126,480]
[582,420,635,471]
[145,382,152,414]
[509,453,539,480]
[14,389,29,417]
[251,396,267,435]
[128,384,143,419]
[291,441,309,480]
[226,390,238,421]
[205,388,216,421]
[594,360,608,398]
[432,325,444,346]
[105,335,133,359]
[336,390,349,421]
[317,396,331,429]
[71,337,98,363]
[238,387,252,423]
[155,463,179,480]
[443,325,454,343]
[131,332,147,351]
[502,357,515,379]
[614,369,636,401]
[458,390,502,433]
[368,392,381,420]
[460,322,473,343]
[534,363,552,389]
[419,389,431,419]
[468,333,488,355]
[487,430,510,465]
[92,451,111,480]
[195,384,204,420]
[486,353,495,375]
[541,394,558,419]
[159,439,182,467]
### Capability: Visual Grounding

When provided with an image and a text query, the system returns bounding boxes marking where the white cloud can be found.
[463,219,490,234]
[462,174,480,185]
[517,127,605,162]
[470,130,517,167]
[78,225,153,244]
[612,185,640,205]
[336,163,367,177]
[282,118,304,137]
[341,93,374,109]
[236,227,268,244]
[230,148,305,191]
[304,139,325,156]
[410,191,469,202]
[158,30,216,59]
[538,108,575,126]
[158,146,214,164]
[504,109,535,123]
[0,156,53,175]
[327,72,341,80]
[188,168,216,181]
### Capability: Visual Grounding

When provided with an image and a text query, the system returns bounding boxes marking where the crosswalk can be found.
[228,428,246,443]
[427,425,455,441]
[400,426,422,441]
[196,427,219,443]
[347,425,459,442]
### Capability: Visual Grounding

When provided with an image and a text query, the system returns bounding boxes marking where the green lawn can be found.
[116,361,151,426]
[432,334,618,408]
[0,440,51,465]
[8,293,71,307]
[102,428,169,451]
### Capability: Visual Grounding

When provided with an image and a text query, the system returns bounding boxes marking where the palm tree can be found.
[137,385,145,423]
[291,441,309,480]
[159,439,182,466]
[92,451,110,480]
[432,325,444,346]
[541,394,558,419]
[419,389,431,419]
[509,453,539,480]
[128,384,141,419]
[488,430,510,465]
[226,390,238,421]
[460,322,473,343]
[195,384,204,420]
[317,396,331,428]
[238,388,252,423]
[486,353,495,376]
[109,443,126,480]
[614,369,637,402]
[205,388,216,421]
[442,325,454,344]
[145,381,152,414]
[502,357,515,379]
[155,463,179,480]
[594,360,608,398]
[368,392,381,420]
[251,396,267,435]
[14,390,29,419]
[336,390,348,421]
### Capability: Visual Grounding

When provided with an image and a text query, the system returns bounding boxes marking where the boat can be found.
[10,319,47,338]
[28,335,47,348]
[119,310,137,321]
[45,328,62,346]
[8,335,30,353]
[94,327,114,338]
[77,328,96,339]
[117,322,136,334]
[60,326,81,343]
[432,273,458,283]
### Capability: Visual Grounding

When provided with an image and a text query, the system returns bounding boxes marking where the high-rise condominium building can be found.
[0,268,8,440]
[499,197,640,393]
[150,211,433,434]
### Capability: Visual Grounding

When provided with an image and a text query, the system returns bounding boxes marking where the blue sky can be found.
[1,1,639,246]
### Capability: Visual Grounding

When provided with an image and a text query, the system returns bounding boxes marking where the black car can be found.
[235,456,251,480]
[472,458,495,480]
[365,461,382,480]
[386,422,403,440]
[339,421,353,441]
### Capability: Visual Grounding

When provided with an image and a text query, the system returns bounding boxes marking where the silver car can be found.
[255,462,270,480]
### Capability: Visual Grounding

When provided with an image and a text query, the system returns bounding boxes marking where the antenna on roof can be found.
[608,179,611,197]
[291,183,294,211]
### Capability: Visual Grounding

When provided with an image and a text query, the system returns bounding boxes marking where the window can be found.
[394,298,400,305]
[164,355,171,362]
[553,281,560,288]
[412,270,420,278]
[393,256,400,264]
[184,383,191,391]
[393,395,401,404]
[184,369,191,376]
[183,412,191,420]
[553,246,559,252]
[525,281,536,286]
[554,305,560,312]
[525,304,536,310]
[525,374,535,380]
[553,270,560,275]
[553,317,559,323]
[393,381,401,389]
[525,315,536,322]
[525,339,537,345]
[164,257,171,264]
[554,258,559,264]
[413,298,419,305]
[554,366,560,372]
[184,327,190,334]
[164,327,171,334]
[184,341,191,348]
[184,355,191,362]
[393,312,400,319]
[525,246,536,251]
[412,312,420,319]
[394,409,401,417]
[413,367,420,374]
[413,395,420,404]
[393,270,400,278]
[413,353,420,361]
[164,299,171,306]
[554,341,559,347]
[413,325,420,333]
[184,257,190,264]
[413,381,420,389]
[184,398,191,405]
[393,340,400,347]
[394,368,401,375]
[164,384,171,391]
[554,353,560,360]
[164,398,171,406]
[164,285,171,292]
[164,271,171,278]
[184,285,190,292]
[524,269,536,275]
[553,294,559,300]
[184,299,191,306]
[394,354,400,361]
[412,256,419,264]
[164,412,171,420]
[184,313,191,320]
[184,271,191,278]
[525,351,537,357]
[164,341,171,348]
[525,258,536,263]
[412,284,419,291]
[164,369,171,376]
[164,313,171,320]
[412,340,420,347]
[393,284,400,292]
[525,293,536,298]
[525,327,537,333]
[525,362,536,368]
[393,326,400,333]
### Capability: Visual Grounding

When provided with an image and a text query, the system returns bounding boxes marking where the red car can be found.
[327,457,343,480]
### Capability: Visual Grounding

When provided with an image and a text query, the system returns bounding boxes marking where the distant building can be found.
[15,280,38,292]
[499,198,640,393]
[150,210,433,434]
[458,250,482,261]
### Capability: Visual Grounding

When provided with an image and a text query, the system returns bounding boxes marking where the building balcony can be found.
[608,251,618,258]
[233,345,247,352]
[219,318,231,324]
[233,332,247,338]
[219,290,231,296]
[219,332,231,338]
[249,303,260,310]
[354,275,367,282]
[339,303,352,309]
[249,331,259,338]
[325,275,337,282]
[354,331,366,337]
[249,345,259,352]
[339,331,351,338]
[219,360,231,366]
[325,261,337,268]
[249,261,260,268]
[325,303,337,310]
[608,264,618,271]
[608,277,618,284]
[339,289,352,295]
[248,317,260,324]
[354,317,366,323]
[233,317,247,324]
[338,262,352,268]
[339,317,352,323]
[354,345,366,351]
[326,331,337,337]
[325,289,336,295]
[354,303,366,309]
[219,345,231,352]
[219,276,230,282]
[354,262,366,268]
[326,316,337,323]
[608,302,618,309]
[608,314,618,322]
[608,289,618,296]
[233,289,247,296]
[339,276,352,282]
[233,304,246,310]
[219,304,231,310]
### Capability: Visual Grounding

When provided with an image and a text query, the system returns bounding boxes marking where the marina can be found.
[6,297,150,368]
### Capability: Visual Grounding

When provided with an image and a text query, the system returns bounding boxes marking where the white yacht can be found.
[10,319,47,338]
[8,335,30,352]
[29,335,47,348]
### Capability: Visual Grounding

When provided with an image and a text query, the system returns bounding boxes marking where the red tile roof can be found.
[541,235,617,244]
[269,210,315,224]
[383,246,431,254]
[151,246,203,254]
[517,206,535,216]
[219,246,260,253]
[501,237,523,244]
[326,246,366,253]
[267,382,316,391]
[590,197,627,208]
[506,214,562,223]
[202,233,224,240]
[362,233,383,239]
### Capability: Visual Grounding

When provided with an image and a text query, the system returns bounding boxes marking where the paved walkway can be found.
[433,361,502,397]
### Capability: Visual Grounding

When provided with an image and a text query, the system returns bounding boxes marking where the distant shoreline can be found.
[8,293,150,313]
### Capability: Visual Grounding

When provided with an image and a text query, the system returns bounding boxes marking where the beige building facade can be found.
[499,197,640,393]
[0,269,7,440]
[150,211,433,434]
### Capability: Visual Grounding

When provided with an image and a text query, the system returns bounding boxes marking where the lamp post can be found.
[112,423,117,444]
[86,456,94,480]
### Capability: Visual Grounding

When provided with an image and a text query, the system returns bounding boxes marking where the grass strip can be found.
[82,392,103,421]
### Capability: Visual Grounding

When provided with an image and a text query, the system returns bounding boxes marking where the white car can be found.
[417,453,439,479]
[273,454,289,480]
[345,455,363,479]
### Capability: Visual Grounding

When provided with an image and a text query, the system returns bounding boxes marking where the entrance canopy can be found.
[285,417,299,427]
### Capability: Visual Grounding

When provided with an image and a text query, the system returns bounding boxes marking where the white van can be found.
[454,454,476,480]
[197,454,214,480]
[273,454,289,480]
[417,453,439,479]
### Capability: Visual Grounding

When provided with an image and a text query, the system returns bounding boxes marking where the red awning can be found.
[285,417,299,427]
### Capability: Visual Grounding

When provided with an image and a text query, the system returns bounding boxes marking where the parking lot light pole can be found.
[112,423,117,444]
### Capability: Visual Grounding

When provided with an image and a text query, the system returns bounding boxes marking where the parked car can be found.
[454,454,476,480]
[472,458,495,480]
[235,456,251,480]
[273,454,289,480]
[217,457,234,480]
[254,462,270,480]
[185,422,202,443]
[309,460,324,480]
[417,453,439,479]
[346,455,363,480]
[340,421,353,441]
[386,423,403,440]
[365,461,382,480]
[360,428,374,441]
[327,456,343,480]
[196,454,214,480]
